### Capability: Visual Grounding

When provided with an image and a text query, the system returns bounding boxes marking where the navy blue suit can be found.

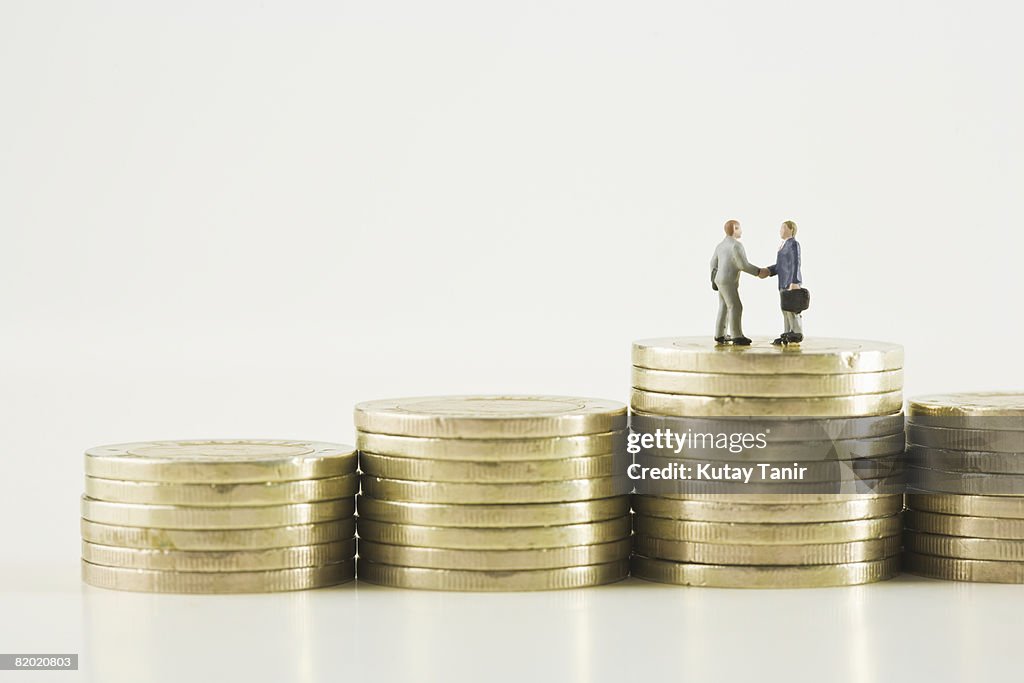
[767,238,801,290]
[768,238,803,335]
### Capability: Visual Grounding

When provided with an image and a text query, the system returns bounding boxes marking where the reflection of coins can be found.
[361,476,623,504]
[903,552,1024,584]
[81,519,355,550]
[82,539,355,571]
[634,514,902,544]
[81,497,355,529]
[357,496,629,528]
[81,559,354,593]
[85,440,356,483]
[632,367,904,397]
[84,474,358,506]
[357,559,628,591]
[355,396,626,438]
[631,555,899,588]
[631,389,904,418]
[905,510,1024,540]
[632,337,904,374]
[357,517,630,550]
[634,535,900,565]
[359,452,617,482]
[357,431,624,461]
[907,493,1024,519]
[631,494,902,523]
[357,539,632,570]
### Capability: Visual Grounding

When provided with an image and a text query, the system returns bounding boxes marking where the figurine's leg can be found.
[715,292,729,340]
[720,285,744,338]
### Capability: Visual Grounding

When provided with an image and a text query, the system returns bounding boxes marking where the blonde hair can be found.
[724,220,739,236]
[783,220,798,236]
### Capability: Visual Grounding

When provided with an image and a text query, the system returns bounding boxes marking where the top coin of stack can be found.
[629,337,906,588]
[903,393,1024,583]
[354,396,631,591]
[81,440,358,593]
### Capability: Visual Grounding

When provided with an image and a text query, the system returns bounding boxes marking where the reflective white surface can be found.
[1,564,1022,683]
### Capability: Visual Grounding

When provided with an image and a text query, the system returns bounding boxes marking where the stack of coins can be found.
[81,440,358,593]
[629,337,906,588]
[354,396,631,591]
[904,393,1024,583]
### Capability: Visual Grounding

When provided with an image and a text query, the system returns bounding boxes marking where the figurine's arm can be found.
[734,242,760,277]
[790,241,802,288]
[710,251,719,290]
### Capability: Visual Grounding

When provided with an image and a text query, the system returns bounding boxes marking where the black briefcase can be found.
[781,287,810,313]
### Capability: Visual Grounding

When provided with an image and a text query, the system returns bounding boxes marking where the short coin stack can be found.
[904,393,1024,583]
[354,396,631,591]
[629,337,906,588]
[81,440,358,593]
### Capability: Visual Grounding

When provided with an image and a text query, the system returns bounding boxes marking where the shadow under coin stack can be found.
[81,440,358,593]
[629,337,906,588]
[904,393,1024,583]
[354,396,631,591]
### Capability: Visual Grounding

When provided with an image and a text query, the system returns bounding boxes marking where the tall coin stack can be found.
[904,393,1024,583]
[629,337,906,588]
[81,440,358,593]
[354,396,631,591]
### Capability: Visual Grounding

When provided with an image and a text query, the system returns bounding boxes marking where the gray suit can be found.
[710,236,760,339]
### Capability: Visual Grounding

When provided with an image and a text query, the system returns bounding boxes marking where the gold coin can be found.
[631,367,904,397]
[356,431,625,461]
[907,493,1024,519]
[631,555,899,588]
[638,433,907,462]
[904,531,1024,561]
[356,517,630,550]
[82,539,355,571]
[356,496,629,527]
[630,412,905,442]
[357,538,631,570]
[903,552,1024,583]
[361,476,624,504]
[631,389,904,418]
[84,474,358,506]
[908,446,1024,475]
[656,488,903,504]
[631,494,903,523]
[907,466,1024,496]
[80,518,356,550]
[354,395,626,438]
[81,559,354,593]
[633,534,900,565]
[357,559,628,591]
[80,496,355,529]
[84,440,356,483]
[647,475,905,497]
[907,425,1024,453]
[633,514,902,544]
[905,510,1024,540]
[909,393,1024,418]
[359,452,618,483]
[633,454,904,481]
[632,337,904,375]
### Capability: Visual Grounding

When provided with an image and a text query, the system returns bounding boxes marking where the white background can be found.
[2,1,1023,681]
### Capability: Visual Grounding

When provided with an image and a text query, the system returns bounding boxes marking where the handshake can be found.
[757,267,770,279]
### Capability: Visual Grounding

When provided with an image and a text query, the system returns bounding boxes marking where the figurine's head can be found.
[780,220,797,239]
[724,220,741,238]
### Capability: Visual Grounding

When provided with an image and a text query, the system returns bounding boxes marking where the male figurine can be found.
[767,220,804,345]
[710,220,768,346]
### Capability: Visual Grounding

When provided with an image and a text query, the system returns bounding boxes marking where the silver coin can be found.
[907,445,1024,475]
[908,424,1024,453]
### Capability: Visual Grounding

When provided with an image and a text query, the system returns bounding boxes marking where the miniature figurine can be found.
[767,220,805,345]
[710,220,768,346]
